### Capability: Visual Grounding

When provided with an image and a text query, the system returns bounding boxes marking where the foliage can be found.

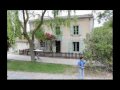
[97,10,113,23]
[7,10,22,45]
[84,19,112,68]
[44,33,56,52]
[45,33,56,40]
[7,11,15,45]
[34,27,46,41]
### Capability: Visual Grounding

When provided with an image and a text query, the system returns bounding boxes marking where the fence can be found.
[19,49,81,59]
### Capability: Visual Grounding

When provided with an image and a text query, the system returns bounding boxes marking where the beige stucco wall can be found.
[15,40,29,51]
[61,18,93,53]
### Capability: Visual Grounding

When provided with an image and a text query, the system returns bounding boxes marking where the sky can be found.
[19,10,105,31]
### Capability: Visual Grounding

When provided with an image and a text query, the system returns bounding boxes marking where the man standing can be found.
[77,55,86,79]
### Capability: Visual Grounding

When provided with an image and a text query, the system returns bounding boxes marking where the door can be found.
[56,41,61,53]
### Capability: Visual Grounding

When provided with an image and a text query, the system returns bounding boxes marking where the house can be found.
[15,14,94,54]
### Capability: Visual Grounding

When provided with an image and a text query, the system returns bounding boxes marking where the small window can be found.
[40,41,45,47]
[73,25,79,35]
[73,42,79,51]
[73,26,76,34]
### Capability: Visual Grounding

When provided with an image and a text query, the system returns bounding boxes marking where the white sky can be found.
[19,10,105,31]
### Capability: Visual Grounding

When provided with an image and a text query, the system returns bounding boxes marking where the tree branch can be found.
[25,10,29,23]
[32,10,46,40]
[22,10,30,43]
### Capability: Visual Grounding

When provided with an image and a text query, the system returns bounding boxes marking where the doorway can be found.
[56,41,61,53]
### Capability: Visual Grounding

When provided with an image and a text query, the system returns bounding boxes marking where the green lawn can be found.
[7,60,112,78]
[7,60,76,74]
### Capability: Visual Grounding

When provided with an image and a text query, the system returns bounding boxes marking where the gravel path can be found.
[7,54,78,65]
[7,71,112,80]
[7,71,78,79]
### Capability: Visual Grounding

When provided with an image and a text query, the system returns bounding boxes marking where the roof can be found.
[29,14,93,23]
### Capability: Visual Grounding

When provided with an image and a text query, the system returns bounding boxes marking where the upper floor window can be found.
[55,26,61,35]
[73,26,79,35]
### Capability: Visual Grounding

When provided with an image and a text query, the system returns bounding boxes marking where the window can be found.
[40,41,45,47]
[73,26,79,35]
[55,26,60,35]
[73,42,79,51]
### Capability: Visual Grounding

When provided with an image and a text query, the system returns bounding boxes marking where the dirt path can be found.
[7,71,112,80]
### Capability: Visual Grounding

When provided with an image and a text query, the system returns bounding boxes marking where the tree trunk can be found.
[29,41,35,61]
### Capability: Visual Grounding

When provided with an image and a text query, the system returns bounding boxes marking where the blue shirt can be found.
[78,59,86,69]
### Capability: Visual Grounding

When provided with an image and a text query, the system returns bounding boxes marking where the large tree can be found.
[21,10,46,61]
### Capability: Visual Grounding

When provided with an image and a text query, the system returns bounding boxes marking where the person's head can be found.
[80,56,83,59]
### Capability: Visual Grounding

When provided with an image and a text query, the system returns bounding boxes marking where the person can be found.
[77,55,86,79]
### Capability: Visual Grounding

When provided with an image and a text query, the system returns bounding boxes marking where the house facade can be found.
[14,14,94,54]
[29,14,94,53]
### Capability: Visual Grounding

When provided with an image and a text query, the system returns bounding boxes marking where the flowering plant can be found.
[45,33,56,40]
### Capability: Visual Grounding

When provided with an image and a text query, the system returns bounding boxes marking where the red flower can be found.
[45,33,56,40]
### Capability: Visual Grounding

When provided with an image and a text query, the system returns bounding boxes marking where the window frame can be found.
[40,41,45,47]
[73,42,79,52]
[73,25,79,35]
[55,26,60,35]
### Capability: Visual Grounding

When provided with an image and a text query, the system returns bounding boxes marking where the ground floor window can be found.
[40,41,45,47]
[73,42,79,51]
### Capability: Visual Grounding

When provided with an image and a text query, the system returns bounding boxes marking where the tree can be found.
[35,29,56,52]
[34,27,46,48]
[45,33,56,52]
[7,11,14,45]
[21,10,46,61]
[7,10,22,45]
[84,11,113,70]
[7,10,76,61]
[94,10,113,23]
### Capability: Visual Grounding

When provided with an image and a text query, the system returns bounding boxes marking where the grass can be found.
[7,60,112,78]
[7,60,76,74]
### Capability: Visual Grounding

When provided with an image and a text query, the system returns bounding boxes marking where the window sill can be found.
[72,51,80,53]
[71,34,81,37]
